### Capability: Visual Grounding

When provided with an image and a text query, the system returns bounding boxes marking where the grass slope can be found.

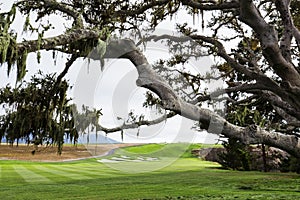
[0,143,299,199]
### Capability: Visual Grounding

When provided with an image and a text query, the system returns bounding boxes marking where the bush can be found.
[218,138,251,171]
[280,156,300,173]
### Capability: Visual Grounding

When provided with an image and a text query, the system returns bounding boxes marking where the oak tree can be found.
[1,0,300,157]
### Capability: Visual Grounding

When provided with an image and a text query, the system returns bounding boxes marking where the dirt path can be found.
[0,143,141,162]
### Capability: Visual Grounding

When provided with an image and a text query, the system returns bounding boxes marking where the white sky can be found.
[0,1,223,144]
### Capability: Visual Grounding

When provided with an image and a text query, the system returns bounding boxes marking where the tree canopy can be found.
[1,0,300,157]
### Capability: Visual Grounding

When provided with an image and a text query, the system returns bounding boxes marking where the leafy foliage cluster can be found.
[218,138,251,171]
[0,72,74,153]
[217,37,288,171]
[280,156,300,173]
[0,5,28,81]
[0,71,104,153]
[72,105,102,144]
[0,72,106,154]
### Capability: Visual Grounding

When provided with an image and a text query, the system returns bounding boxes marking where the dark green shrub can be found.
[280,156,300,174]
[218,138,251,171]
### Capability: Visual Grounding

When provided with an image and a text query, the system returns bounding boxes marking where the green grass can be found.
[0,144,300,199]
[113,143,221,159]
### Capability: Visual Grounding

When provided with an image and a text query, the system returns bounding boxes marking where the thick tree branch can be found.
[238,0,300,87]
[188,34,292,98]
[140,34,259,80]
[17,0,83,27]
[98,112,176,134]
[261,91,300,120]
[193,83,264,104]
[115,0,239,18]
[181,0,239,10]
[17,29,99,55]
[55,53,79,86]
[115,0,170,16]
[275,0,293,63]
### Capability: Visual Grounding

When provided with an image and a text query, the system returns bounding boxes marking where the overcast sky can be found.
[0,2,223,144]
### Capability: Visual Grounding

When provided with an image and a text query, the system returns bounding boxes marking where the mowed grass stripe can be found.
[34,165,92,180]
[55,164,123,177]
[13,165,51,183]
[49,165,111,177]
[0,165,25,184]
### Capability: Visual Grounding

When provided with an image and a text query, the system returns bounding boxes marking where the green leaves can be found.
[96,38,107,69]
[0,5,29,81]
[219,137,251,171]
[37,33,42,64]
[17,49,28,81]
[0,20,18,77]
[23,15,30,32]
[0,34,10,63]
[72,105,102,137]
[291,1,300,30]
[0,72,76,153]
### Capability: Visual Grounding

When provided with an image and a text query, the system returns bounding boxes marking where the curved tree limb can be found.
[98,112,176,134]
[275,0,293,63]
[239,0,300,87]
[17,0,83,27]
[17,29,99,55]
[181,0,239,10]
